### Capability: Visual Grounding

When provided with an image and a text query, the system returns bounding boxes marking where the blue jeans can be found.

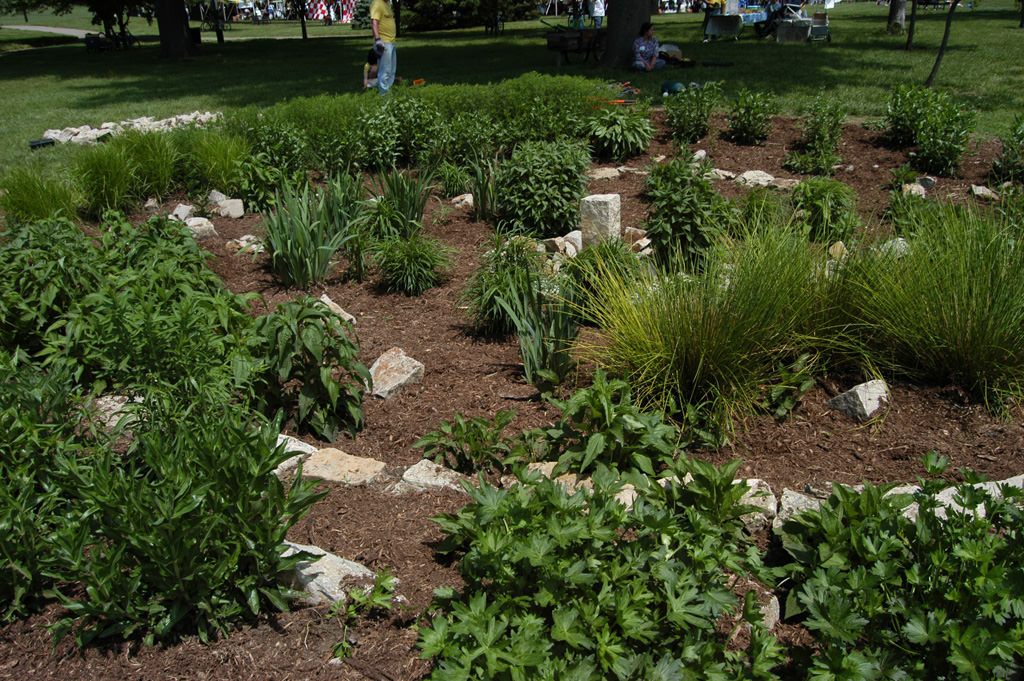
[377,42,396,95]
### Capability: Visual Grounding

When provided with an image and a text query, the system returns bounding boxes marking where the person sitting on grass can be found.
[632,21,666,71]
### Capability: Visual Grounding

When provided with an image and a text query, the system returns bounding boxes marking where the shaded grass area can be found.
[2,0,1022,170]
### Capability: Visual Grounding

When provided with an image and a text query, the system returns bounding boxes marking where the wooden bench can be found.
[544,29,605,66]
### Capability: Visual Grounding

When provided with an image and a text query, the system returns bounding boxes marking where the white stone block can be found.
[580,194,621,249]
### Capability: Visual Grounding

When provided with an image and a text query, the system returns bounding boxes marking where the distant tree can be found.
[155,0,197,56]
[600,0,656,68]
[887,0,907,33]
[350,0,369,28]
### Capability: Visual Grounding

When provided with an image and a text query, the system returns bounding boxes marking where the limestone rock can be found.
[274,434,319,477]
[710,168,736,180]
[738,478,777,533]
[185,217,218,239]
[303,448,386,485]
[564,230,583,254]
[208,189,228,204]
[588,167,621,180]
[580,194,621,249]
[916,176,937,189]
[692,149,707,162]
[370,347,424,399]
[827,241,847,259]
[737,170,775,187]
[827,379,889,422]
[171,203,194,222]
[970,184,999,201]
[772,489,823,532]
[452,193,474,208]
[218,198,245,218]
[319,294,356,325]
[227,234,264,254]
[281,541,374,605]
[144,197,159,211]
[879,237,910,258]
[770,178,800,191]
[902,183,926,198]
[401,459,469,493]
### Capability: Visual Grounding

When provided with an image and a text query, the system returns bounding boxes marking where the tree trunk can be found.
[887,0,906,33]
[599,0,657,68]
[924,0,959,86]
[904,0,918,48]
[156,0,199,57]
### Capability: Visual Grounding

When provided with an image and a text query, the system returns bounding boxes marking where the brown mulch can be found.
[1,112,1021,681]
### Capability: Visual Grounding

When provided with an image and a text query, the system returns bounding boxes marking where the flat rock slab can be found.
[370,347,424,399]
[401,459,469,494]
[274,434,319,477]
[303,448,386,485]
[736,170,774,187]
[772,488,823,532]
[281,541,373,605]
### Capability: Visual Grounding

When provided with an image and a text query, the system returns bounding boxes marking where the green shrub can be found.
[664,81,722,144]
[371,232,455,296]
[784,92,846,176]
[578,222,823,438]
[496,139,589,237]
[262,182,352,289]
[47,402,326,646]
[74,143,137,217]
[0,165,80,222]
[725,88,778,146]
[117,129,179,202]
[460,234,546,338]
[237,151,307,214]
[643,158,736,267]
[423,111,502,168]
[776,453,1024,681]
[252,297,371,440]
[585,102,655,162]
[421,459,782,681]
[991,114,1024,185]
[226,109,311,177]
[885,84,940,148]
[271,93,368,174]
[911,96,974,177]
[835,204,1024,408]
[434,161,471,198]
[791,177,859,243]
[414,408,517,474]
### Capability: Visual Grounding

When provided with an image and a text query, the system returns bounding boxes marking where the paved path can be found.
[0,24,90,38]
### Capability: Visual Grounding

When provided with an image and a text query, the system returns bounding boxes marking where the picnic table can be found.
[544,28,605,66]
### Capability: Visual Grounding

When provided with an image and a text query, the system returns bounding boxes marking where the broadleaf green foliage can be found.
[643,158,736,267]
[371,232,456,296]
[726,88,779,146]
[544,369,681,477]
[497,267,579,394]
[420,459,784,681]
[460,233,546,338]
[585,102,655,163]
[46,403,326,647]
[885,85,975,177]
[776,455,1024,681]
[414,409,517,474]
[664,81,722,145]
[329,569,398,659]
[495,139,589,238]
[791,177,859,244]
[784,92,846,177]
[252,297,371,440]
[991,114,1024,186]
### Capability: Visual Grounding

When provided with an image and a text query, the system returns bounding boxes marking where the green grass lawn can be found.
[1,0,1021,171]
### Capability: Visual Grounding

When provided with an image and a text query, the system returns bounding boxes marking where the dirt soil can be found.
[1,113,1021,681]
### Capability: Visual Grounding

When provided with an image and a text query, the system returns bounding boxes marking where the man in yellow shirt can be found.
[702,0,725,41]
[370,0,396,95]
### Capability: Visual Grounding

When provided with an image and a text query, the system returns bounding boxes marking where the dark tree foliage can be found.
[400,0,535,31]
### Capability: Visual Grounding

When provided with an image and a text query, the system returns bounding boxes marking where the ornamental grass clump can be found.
[74,143,137,218]
[460,233,546,338]
[990,114,1024,185]
[832,204,1024,409]
[577,222,823,437]
[0,165,80,223]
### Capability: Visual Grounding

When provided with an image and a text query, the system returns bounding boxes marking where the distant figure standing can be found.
[702,0,724,41]
[591,0,606,28]
[632,21,665,71]
[370,0,396,95]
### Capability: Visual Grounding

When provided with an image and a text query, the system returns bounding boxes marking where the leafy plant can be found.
[367,168,435,240]
[459,233,546,338]
[791,177,859,243]
[991,114,1024,185]
[420,460,783,681]
[468,155,500,223]
[726,88,779,146]
[237,151,307,214]
[664,81,722,144]
[585,102,655,162]
[495,139,589,237]
[262,182,352,289]
[784,92,847,176]
[911,95,975,177]
[414,409,517,474]
[329,569,398,659]
[371,232,455,296]
[885,84,940,148]
[643,158,736,267]
[252,297,371,440]
[776,453,1024,681]
[760,352,816,419]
